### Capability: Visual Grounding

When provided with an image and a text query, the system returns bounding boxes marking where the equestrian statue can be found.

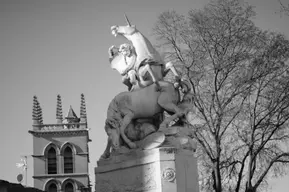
[109,14,180,91]
[100,15,197,160]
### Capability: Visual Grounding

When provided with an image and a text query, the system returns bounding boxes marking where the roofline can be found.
[28,129,90,137]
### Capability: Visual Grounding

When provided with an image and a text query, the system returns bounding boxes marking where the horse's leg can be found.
[145,64,158,83]
[99,138,112,160]
[159,112,182,130]
[165,62,180,78]
[128,70,137,85]
[138,66,154,87]
[139,64,158,83]
[164,62,181,88]
[120,112,137,149]
[157,93,185,130]
[122,75,133,91]
[159,105,185,130]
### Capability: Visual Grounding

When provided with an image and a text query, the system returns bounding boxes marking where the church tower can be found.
[28,94,91,192]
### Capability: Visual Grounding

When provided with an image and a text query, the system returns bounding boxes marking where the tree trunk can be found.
[212,161,222,192]
[245,185,256,192]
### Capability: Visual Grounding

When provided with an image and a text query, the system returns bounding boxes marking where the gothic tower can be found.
[29,94,91,192]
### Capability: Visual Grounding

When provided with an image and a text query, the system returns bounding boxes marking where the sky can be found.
[0,0,288,191]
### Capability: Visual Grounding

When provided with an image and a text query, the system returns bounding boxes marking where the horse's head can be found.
[105,120,121,150]
[111,25,137,37]
[111,14,137,38]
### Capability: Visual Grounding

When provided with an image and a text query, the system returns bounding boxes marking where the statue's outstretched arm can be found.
[108,45,118,57]
[108,45,119,63]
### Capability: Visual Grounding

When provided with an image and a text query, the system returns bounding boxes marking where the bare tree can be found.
[153,0,289,192]
[278,0,289,16]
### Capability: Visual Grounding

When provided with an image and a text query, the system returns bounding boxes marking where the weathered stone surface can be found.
[137,131,165,150]
[96,162,159,192]
[160,126,197,151]
[159,126,180,136]
[95,147,199,192]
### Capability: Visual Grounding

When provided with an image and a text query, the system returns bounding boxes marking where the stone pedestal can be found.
[95,147,199,192]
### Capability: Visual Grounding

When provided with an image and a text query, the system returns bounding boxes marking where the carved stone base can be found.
[95,147,199,192]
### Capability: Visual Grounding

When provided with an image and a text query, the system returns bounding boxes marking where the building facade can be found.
[28,94,91,192]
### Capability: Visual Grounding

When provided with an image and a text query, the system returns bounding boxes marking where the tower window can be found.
[64,147,73,173]
[47,147,57,174]
[64,182,74,192]
[47,183,57,192]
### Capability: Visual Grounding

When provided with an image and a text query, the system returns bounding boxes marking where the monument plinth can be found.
[95,147,199,192]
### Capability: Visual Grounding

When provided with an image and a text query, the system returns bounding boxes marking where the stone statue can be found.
[97,16,200,192]
[100,80,194,159]
[100,15,198,160]
[109,15,180,91]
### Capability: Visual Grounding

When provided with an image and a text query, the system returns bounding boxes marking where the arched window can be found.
[64,147,73,173]
[64,182,74,192]
[47,147,57,174]
[47,183,57,192]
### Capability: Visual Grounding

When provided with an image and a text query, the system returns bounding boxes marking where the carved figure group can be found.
[100,15,196,160]
[109,15,180,91]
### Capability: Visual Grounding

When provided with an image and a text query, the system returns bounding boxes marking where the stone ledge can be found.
[95,146,199,192]
[33,173,89,179]
[95,147,195,173]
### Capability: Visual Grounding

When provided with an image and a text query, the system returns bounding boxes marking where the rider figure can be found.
[109,44,138,91]
[110,24,165,88]
[119,44,138,90]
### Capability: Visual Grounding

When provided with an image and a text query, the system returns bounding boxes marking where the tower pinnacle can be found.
[56,94,63,123]
[32,96,43,126]
[80,93,87,120]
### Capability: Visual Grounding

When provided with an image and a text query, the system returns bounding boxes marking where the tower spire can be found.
[38,105,43,124]
[80,93,87,124]
[32,96,43,126]
[56,94,63,123]
[32,96,39,125]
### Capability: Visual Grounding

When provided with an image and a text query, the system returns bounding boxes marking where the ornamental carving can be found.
[162,168,176,182]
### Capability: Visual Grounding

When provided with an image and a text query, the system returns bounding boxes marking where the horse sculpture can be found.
[100,80,194,159]
[109,15,180,91]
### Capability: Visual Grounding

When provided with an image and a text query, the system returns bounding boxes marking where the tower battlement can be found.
[29,94,91,192]
[31,94,88,131]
